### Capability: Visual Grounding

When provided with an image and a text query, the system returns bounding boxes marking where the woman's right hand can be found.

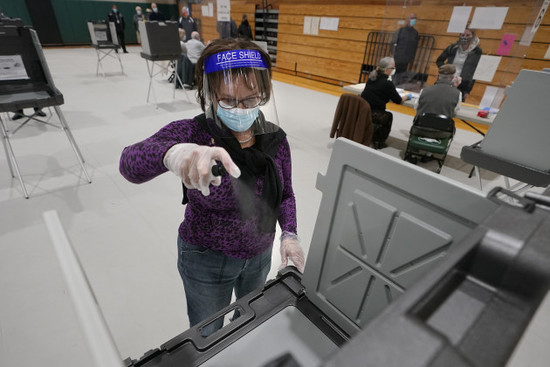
[163,143,241,196]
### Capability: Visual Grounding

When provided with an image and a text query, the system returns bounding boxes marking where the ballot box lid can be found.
[302,138,498,337]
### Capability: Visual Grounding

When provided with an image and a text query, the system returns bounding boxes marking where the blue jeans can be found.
[177,236,272,336]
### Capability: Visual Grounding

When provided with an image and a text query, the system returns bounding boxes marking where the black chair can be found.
[404,113,455,174]
[0,25,91,198]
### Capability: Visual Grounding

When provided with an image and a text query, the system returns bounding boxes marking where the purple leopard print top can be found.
[119,117,297,259]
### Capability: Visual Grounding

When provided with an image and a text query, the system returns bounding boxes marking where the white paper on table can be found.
[479,86,499,110]
[303,16,320,35]
[447,6,472,33]
[320,17,339,31]
[217,0,230,21]
[469,7,508,30]
[0,55,29,81]
[472,55,501,82]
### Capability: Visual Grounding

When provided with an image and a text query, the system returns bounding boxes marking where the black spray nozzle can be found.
[211,164,227,177]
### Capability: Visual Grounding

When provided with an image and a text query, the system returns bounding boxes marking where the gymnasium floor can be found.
[0,46,548,367]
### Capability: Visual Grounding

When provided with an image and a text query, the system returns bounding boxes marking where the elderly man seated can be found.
[177,31,205,89]
[414,64,462,118]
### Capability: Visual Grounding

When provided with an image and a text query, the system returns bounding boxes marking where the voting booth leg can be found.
[172,59,191,104]
[145,59,155,103]
[95,48,124,77]
[53,106,92,184]
[0,116,30,198]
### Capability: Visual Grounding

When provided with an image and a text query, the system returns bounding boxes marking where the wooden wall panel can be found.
[274,2,550,104]
[191,3,255,44]
[191,1,550,104]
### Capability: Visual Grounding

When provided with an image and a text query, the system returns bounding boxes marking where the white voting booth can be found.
[139,21,186,103]
[461,69,550,191]
[0,24,91,198]
[87,20,124,77]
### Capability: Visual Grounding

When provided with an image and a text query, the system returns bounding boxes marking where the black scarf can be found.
[182,113,286,233]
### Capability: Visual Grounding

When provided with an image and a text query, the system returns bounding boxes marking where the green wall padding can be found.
[2,0,178,45]
[1,0,33,25]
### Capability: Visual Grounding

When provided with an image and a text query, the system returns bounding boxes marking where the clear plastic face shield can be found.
[202,49,279,138]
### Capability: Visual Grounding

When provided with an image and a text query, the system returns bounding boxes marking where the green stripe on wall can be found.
[2,0,178,45]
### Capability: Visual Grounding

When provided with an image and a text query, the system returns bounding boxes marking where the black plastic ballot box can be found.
[125,138,550,367]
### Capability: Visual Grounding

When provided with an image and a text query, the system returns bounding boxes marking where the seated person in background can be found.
[436,28,482,102]
[177,31,205,89]
[361,56,411,149]
[414,64,462,119]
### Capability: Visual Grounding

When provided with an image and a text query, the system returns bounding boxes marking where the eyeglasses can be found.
[217,95,265,109]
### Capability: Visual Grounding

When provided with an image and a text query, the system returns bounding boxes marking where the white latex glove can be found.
[280,232,305,273]
[163,143,241,196]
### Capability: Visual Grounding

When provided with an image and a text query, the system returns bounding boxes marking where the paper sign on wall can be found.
[545,44,550,59]
[470,7,508,30]
[303,16,320,35]
[320,17,339,31]
[217,0,230,22]
[447,6,472,33]
[496,33,516,56]
[531,0,550,34]
[472,55,501,82]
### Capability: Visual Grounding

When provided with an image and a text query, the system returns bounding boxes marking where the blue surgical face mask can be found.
[137,10,142,15]
[153,7,158,13]
[113,8,118,13]
[410,19,416,26]
[217,105,259,132]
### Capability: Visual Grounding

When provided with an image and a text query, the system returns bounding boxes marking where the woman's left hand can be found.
[280,235,305,273]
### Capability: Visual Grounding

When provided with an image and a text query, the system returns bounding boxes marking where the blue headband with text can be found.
[204,49,268,74]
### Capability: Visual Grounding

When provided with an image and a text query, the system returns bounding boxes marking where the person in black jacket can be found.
[238,14,253,40]
[391,13,419,86]
[178,7,197,42]
[108,4,127,53]
[436,28,482,101]
[361,57,411,149]
[148,2,166,22]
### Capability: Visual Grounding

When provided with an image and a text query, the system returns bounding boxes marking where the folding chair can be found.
[0,25,91,198]
[87,21,124,77]
[404,113,455,174]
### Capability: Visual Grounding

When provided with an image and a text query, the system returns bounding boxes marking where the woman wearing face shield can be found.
[436,28,482,102]
[119,38,304,336]
[361,56,411,149]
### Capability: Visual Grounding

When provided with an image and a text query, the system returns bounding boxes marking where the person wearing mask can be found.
[107,4,127,53]
[391,13,419,87]
[148,2,165,22]
[414,64,462,118]
[119,38,305,337]
[133,6,145,44]
[361,57,411,149]
[178,7,197,42]
[436,28,482,102]
[238,14,253,40]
